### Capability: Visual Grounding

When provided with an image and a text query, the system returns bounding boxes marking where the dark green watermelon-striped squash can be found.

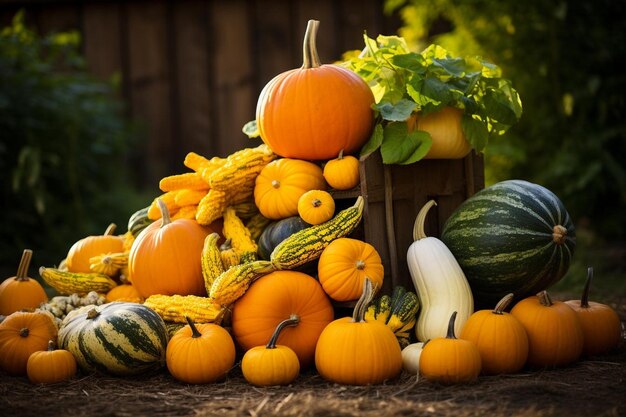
[441,180,576,307]
[127,206,152,237]
[58,302,168,376]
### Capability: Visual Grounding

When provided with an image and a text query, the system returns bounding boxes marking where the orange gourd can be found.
[256,20,374,160]
[231,270,334,369]
[408,107,472,159]
[166,316,236,384]
[297,190,335,225]
[460,293,529,375]
[254,158,326,220]
[323,150,360,190]
[564,267,622,356]
[317,238,384,302]
[27,340,77,384]
[419,311,482,384]
[105,284,144,303]
[315,278,402,385]
[0,249,48,315]
[129,199,213,297]
[65,224,124,273]
[511,290,584,368]
[0,311,58,375]
[241,316,301,386]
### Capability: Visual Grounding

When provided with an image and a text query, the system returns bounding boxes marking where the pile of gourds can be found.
[0,19,622,388]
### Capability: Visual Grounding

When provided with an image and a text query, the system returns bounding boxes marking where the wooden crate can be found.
[331,150,484,296]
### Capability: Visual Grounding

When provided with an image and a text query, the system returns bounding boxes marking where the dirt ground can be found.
[2,297,625,417]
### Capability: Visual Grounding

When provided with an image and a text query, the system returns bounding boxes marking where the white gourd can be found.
[407,200,474,342]
[401,342,425,375]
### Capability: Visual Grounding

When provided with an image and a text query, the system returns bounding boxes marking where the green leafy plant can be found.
[341,35,522,164]
[0,12,147,278]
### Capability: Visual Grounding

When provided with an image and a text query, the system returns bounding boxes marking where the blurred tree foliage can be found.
[0,13,149,278]
[385,0,626,240]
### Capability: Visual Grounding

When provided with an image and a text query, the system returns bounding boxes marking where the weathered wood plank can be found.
[83,2,122,82]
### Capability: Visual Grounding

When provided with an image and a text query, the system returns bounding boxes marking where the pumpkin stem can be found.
[413,200,437,241]
[337,149,345,160]
[103,223,117,236]
[312,199,322,208]
[271,180,281,189]
[19,327,29,338]
[352,277,376,323]
[47,339,56,351]
[552,225,568,245]
[86,308,100,320]
[493,293,515,315]
[16,249,33,281]
[355,260,366,270]
[580,267,593,308]
[157,199,172,227]
[185,316,203,338]
[446,311,458,339]
[537,290,553,307]
[302,20,321,69]
[266,315,300,349]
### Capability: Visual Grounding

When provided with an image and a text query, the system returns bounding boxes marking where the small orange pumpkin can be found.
[420,311,482,384]
[129,199,213,297]
[254,158,327,220]
[105,284,144,303]
[166,316,236,384]
[317,238,384,302]
[0,249,48,315]
[256,20,374,160]
[564,267,622,356]
[241,316,300,386]
[27,340,77,384]
[323,150,360,190]
[460,293,529,375]
[65,224,124,273]
[297,190,335,225]
[511,290,583,368]
[0,311,58,375]
[408,107,472,159]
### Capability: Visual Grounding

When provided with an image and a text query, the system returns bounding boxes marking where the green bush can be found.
[0,12,149,278]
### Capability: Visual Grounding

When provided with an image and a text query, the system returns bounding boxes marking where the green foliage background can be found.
[386,0,626,293]
[0,14,149,278]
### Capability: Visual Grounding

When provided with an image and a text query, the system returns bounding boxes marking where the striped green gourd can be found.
[270,196,364,270]
[127,206,152,237]
[441,180,576,306]
[58,302,168,376]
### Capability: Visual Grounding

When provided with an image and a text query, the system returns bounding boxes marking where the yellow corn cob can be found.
[39,266,118,296]
[183,152,224,172]
[144,294,224,324]
[223,207,257,263]
[209,260,275,305]
[171,205,198,220]
[159,172,210,192]
[148,191,180,220]
[246,213,272,242]
[175,189,208,206]
[201,233,224,295]
[195,189,227,226]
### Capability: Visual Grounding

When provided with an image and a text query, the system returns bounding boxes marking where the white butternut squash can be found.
[407,200,474,342]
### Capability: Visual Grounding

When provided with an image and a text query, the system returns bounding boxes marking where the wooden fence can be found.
[1,0,401,186]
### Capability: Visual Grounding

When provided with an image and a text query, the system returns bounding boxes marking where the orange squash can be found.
[254,158,326,220]
[27,340,77,384]
[408,107,471,159]
[564,267,622,356]
[231,270,334,369]
[0,249,48,315]
[66,224,124,273]
[323,150,360,191]
[105,284,144,303]
[256,20,374,160]
[129,199,213,297]
[317,238,384,302]
[297,190,335,225]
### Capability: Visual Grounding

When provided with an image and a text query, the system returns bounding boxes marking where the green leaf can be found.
[242,120,259,138]
[391,53,426,73]
[373,99,417,122]
[422,77,453,103]
[461,115,489,152]
[380,122,432,164]
[431,57,466,77]
[360,123,384,159]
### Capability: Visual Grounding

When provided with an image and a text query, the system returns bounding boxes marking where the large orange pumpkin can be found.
[256,20,374,160]
[65,224,124,273]
[129,200,213,297]
[231,270,334,369]
[254,158,326,220]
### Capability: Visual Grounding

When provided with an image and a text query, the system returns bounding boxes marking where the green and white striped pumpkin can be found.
[58,302,168,376]
[441,180,576,307]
